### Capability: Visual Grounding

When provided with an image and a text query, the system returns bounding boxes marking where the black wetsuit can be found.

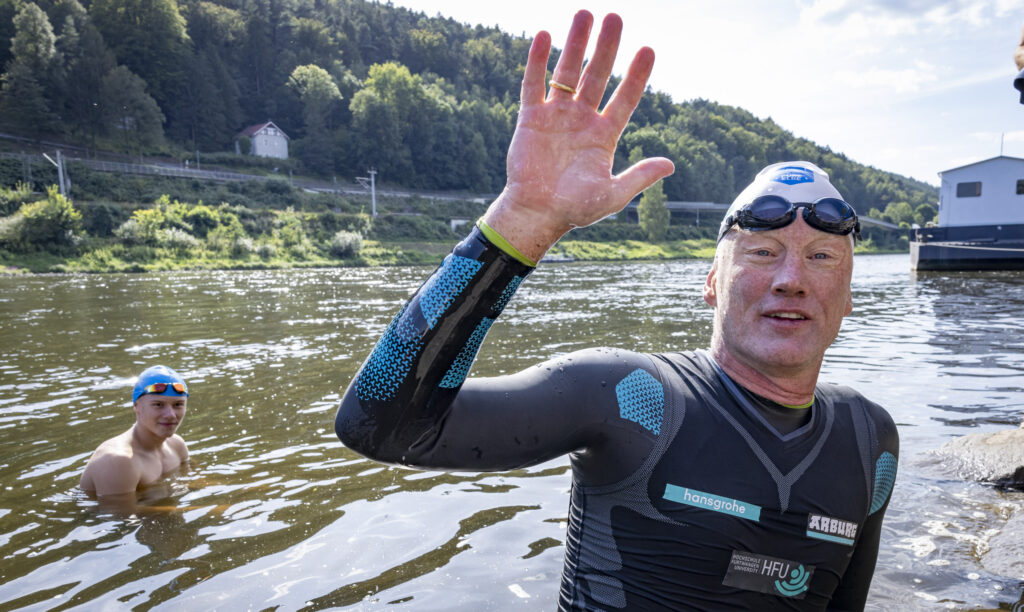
[336,227,899,610]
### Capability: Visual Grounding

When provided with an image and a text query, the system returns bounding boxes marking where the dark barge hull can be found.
[910,224,1024,271]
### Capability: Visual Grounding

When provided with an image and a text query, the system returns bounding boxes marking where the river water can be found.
[0,254,1022,610]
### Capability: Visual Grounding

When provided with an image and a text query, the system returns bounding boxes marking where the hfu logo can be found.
[772,562,811,597]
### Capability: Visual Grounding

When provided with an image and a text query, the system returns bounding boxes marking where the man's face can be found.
[133,393,187,439]
[703,215,854,379]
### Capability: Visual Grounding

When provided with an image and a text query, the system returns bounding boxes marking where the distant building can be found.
[937,155,1024,226]
[237,121,289,159]
[910,155,1024,270]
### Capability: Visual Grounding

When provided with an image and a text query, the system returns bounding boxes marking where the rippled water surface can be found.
[1,254,1022,610]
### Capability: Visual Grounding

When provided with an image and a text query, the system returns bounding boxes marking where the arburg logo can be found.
[806,513,858,546]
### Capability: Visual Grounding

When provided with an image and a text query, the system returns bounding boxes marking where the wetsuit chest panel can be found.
[590,353,873,609]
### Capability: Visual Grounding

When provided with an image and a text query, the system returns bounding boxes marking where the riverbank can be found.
[0,238,900,274]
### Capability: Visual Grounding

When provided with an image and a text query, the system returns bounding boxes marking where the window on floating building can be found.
[956,181,982,197]
[1016,179,1024,195]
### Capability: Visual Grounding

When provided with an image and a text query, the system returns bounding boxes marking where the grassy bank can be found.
[1,236,901,274]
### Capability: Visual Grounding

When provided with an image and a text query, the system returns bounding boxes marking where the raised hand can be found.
[483,11,675,262]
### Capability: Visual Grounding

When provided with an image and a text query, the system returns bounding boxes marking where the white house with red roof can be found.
[237,120,289,159]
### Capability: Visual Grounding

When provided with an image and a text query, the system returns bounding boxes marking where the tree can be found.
[0,3,60,135]
[0,0,23,70]
[638,178,669,243]
[10,2,56,75]
[287,64,342,134]
[287,64,341,174]
[54,5,116,144]
[88,0,188,126]
[0,61,55,135]
[100,66,165,159]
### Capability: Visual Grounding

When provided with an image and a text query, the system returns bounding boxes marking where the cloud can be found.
[834,61,939,94]
[799,0,1013,32]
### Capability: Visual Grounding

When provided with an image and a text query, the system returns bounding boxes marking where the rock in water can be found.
[981,510,1024,580]
[932,428,1024,488]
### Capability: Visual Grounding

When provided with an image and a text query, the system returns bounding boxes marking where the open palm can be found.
[484,12,675,261]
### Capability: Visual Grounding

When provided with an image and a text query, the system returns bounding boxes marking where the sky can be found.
[388,0,1023,187]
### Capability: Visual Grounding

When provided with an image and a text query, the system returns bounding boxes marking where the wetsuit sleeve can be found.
[828,400,899,610]
[335,226,662,478]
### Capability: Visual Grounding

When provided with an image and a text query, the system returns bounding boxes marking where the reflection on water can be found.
[0,254,1023,610]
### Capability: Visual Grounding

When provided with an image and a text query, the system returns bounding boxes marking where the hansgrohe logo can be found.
[774,564,811,597]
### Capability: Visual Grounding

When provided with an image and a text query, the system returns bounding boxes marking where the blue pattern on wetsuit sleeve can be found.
[356,304,423,402]
[615,369,665,435]
[439,317,495,388]
[356,254,484,402]
[491,275,524,314]
[870,451,897,514]
[420,254,484,328]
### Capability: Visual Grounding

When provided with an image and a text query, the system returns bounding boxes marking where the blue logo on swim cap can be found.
[770,166,814,185]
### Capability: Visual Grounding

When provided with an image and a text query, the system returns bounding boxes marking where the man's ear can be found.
[703,259,718,308]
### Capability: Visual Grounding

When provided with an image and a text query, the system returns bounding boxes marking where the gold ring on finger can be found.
[549,79,577,95]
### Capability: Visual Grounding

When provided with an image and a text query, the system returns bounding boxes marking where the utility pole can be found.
[42,150,67,196]
[356,168,378,217]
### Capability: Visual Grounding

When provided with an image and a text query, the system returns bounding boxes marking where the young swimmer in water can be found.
[80,365,190,497]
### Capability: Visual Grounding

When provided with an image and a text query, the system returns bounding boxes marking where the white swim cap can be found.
[719,161,846,241]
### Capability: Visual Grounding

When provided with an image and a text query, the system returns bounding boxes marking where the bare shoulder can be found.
[167,434,189,461]
[80,434,141,495]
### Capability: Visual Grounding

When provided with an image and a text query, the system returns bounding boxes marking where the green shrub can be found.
[114,218,147,245]
[231,236,255,258]
[206,215,246,253]
[162,227,201,252]
[115,207,165,246]
[330,230,363,258]
[123,245,158,262]
[367,214,458,241]
[0,214,27,251]
[256,243,277,260]
[306,211,371,242]
[0,182,34,216]
[79,201,130,237]
[277,210,308,247]
[183,204,220,238]
[2,186,83,253]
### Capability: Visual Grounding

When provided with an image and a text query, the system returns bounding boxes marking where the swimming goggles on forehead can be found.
[718,195,861,243]
[142,382,187,395]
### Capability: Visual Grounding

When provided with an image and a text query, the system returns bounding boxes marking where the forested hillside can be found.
[0,0,936,212]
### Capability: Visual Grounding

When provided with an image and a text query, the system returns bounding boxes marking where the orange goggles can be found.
[143,382,187,395]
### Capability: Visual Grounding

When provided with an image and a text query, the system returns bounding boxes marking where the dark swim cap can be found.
[132,365,189,403]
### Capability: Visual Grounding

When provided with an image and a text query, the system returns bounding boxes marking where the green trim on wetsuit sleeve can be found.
[476,218,537,267]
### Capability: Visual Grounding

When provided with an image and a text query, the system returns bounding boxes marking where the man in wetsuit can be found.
[336,10,898,610]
